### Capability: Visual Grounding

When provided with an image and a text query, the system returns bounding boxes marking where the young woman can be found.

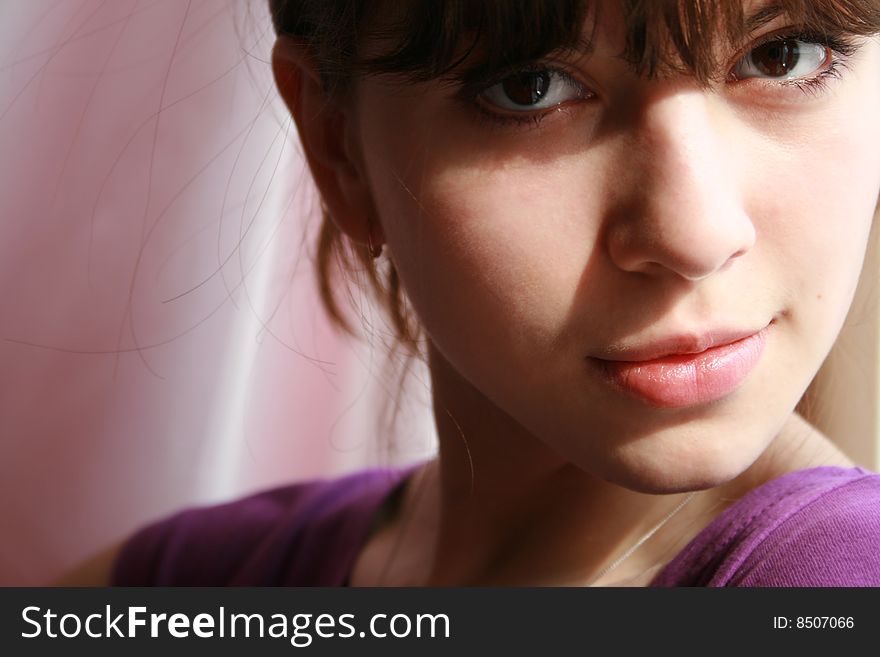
[64,0,880,586]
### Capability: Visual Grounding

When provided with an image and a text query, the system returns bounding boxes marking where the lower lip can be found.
[592,326,770,409]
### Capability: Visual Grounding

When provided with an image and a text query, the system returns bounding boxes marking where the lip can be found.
[589,321,773,409]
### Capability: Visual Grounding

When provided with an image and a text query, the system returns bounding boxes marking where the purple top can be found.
[112,465,880,586]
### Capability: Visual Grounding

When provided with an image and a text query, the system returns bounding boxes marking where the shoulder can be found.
[655,466,880,587]
[111,467,412,586]
[729,467,880,586]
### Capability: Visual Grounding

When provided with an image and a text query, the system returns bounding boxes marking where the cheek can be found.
[356,81,606,350]
[761,108,880,314]
[741,86,880,383]
[368,142,602,374]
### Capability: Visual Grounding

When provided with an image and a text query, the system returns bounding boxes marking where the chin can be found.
[594,431,767,495]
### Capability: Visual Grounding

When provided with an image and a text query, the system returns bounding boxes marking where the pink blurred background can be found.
[0,0,435,585]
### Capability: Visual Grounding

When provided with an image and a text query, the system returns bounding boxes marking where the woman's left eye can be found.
[479,70,589,112]
[732,38,829,82]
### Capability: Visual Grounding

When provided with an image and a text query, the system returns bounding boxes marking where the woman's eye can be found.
[732,38,829,81]
[480,70,588,112]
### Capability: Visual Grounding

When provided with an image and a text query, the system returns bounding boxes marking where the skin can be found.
[275,1,880,586]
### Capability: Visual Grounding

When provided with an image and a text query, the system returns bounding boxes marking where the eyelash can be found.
[457,31,861,130]
[728,30,856,95]
[457,67,586,129]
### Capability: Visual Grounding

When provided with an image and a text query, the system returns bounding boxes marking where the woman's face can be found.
[347,2,880,491]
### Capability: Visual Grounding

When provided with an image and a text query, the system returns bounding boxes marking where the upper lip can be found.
[593,322,771,363]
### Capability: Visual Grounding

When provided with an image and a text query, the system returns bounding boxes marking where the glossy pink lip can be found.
[590,323,772,409]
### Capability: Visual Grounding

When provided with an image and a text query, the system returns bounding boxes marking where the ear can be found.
[271,36,382,249]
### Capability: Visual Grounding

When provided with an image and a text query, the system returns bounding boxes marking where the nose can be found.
[604,90,755,282]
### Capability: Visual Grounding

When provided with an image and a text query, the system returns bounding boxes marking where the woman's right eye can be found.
[479,69,591,113]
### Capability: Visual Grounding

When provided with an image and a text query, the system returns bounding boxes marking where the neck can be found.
[384,343,850,586]
[416,344,705,586]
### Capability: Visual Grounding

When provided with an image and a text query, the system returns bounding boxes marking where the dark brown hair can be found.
[268,0,880,380]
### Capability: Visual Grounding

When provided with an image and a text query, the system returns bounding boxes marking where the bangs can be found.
[271,0,880,90]
[619,0,880,80]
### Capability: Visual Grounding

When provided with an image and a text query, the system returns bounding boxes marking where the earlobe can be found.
[271,37,382,250]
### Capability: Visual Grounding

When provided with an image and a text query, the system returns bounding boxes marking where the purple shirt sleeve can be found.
[652,466,880,586]
[111,467,412,586]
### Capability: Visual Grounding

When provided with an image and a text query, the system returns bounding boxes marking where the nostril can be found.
[608,233,732,280]
[605,201,756,281]
[719,248,748,272]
